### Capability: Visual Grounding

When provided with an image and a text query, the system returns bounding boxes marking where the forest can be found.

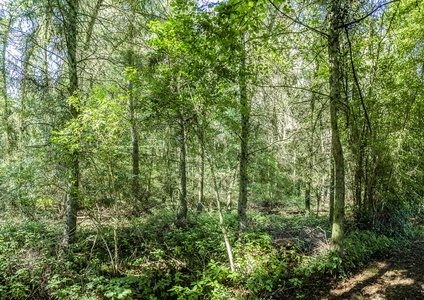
[0,0,423,298]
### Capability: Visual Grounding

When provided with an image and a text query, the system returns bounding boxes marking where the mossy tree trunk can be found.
[64,0,80,246]
[328,0,345,256]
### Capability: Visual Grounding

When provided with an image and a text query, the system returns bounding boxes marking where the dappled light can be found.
[325,243,424,299]
[1,0,424,298]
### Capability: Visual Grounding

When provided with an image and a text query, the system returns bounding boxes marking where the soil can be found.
[297,240,424,300]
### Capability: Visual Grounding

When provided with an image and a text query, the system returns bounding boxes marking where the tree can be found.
[62,0,80,246]
[327,0,345,255]
[1,12,13,157]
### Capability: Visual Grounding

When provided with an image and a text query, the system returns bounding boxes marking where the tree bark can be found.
[305,182,311,213]
[238,32,249,234]
[208,153,235,272]
[20,30,35,150]
[198,127,205,215]
[176,121,187,226]
[64,0,80,246]
[1,20,11,157]
[354,142,364,210]
[126,23,140,202]
[329,155,335,226]
[328,0,345,256]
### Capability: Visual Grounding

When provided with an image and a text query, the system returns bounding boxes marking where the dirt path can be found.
[315,241,424,299]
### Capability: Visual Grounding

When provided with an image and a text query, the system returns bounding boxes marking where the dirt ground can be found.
[307,241,424,300]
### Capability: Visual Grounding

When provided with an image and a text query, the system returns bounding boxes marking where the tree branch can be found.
[341,0,400,28]
[268,0,329,38]
[344,27,372,134]
[257,84,329,98]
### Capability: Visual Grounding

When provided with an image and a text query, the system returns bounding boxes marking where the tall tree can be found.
[237,31,249,233]
[1,17,12,157]
[327,0,345,255]
[63,0,80,246]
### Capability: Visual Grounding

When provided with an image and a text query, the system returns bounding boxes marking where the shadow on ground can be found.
[322,241,424,300]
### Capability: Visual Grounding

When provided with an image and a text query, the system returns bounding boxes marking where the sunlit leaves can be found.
[51,86,129,156]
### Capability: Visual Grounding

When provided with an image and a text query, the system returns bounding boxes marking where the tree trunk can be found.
[64,0,80,246]
[329,154,335,226]
[305,82,316,213]
[305,182,311,213]
[20,32,35,150]
[208,153,235,272]
[130,89,140,196]
[194,123,235,271]
[328,0,345,256]
[316,187,322,217]
[354,140,365,211]
[238,32,249,234]
[198,128,205,214]
[125,20,140,202]
[176,121,187,226]
[1,20,11,157]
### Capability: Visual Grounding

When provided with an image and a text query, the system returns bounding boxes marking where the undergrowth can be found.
[0,206,422,300]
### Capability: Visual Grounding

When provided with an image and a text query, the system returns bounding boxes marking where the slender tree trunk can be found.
[354,140,365,211]
[129,83,140,197]
[305,182,311,213]
[176,121,187,226]
[64,0,80,246]
[198,128,205,214]
[328,0,345,255]
[1,21,11,157]
[125,20,140,202]
[305,87,315,213]
[165,124,173,204]
[238,32,249,234]
[329,154,335,226]
[193,123,234,271]
[227,167,237,212]
[208,154,235,272]
[84,0,104,50]
[316,187,321,217]
[20,34,35,150]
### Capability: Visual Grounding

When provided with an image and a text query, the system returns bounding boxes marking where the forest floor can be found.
[2,206,423,300]
[301,240,424,300]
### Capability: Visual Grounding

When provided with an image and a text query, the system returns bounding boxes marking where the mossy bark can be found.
[64,0,80,246]
[328,0,345,256]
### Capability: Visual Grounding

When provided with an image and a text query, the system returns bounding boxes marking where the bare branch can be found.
[341,0,400,28]
[268,0,329,38]
[257,84,329,98]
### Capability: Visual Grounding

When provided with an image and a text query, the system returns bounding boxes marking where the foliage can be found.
[0,0,424,298]
[1,204,423,299]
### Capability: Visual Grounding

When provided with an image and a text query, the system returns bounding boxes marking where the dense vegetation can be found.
[0,0,423,298]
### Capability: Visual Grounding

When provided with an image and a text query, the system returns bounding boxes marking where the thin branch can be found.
[268,0,329,38]
[344,27,372,134]
[341,0,400,28]
[257,84,329,98]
